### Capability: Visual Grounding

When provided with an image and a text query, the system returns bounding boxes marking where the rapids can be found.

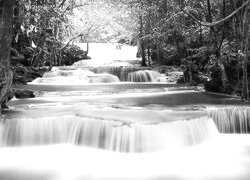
[1,43,250,180]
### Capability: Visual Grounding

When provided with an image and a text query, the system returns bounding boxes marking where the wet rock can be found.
[12,63,47,85]
[61,44,90,65]
[13,75,28,85]
[13,89,35,99]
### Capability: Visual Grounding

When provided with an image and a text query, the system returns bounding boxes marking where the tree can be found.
[0,0,15,109]
[68,0,138,43]
[241,1,250,100]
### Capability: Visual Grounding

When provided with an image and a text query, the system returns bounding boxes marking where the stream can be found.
[0,43,250,180]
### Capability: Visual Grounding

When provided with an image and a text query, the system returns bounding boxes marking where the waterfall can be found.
[30,69,120,85]
[84,66,152,81]
[30,67,170,85]
[207,106,250,133]
[69,63,167,82]
[0,116,218,152]
[127,70,166,82]
[28,40,173,85]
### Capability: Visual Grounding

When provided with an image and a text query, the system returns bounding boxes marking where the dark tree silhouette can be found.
[0,0,14,109]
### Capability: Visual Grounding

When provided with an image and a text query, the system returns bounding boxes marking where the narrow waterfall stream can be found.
[1,43,250,180]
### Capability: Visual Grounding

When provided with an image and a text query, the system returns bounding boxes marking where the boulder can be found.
[12,63,47,85]
[61,44,89,65]
[13,89,35,99]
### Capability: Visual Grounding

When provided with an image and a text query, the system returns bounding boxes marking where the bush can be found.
[61,44,90,65]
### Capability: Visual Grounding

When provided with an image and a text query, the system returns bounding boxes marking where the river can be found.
[0,43,250,180]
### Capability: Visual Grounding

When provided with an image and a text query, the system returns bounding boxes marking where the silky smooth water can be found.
[1,43,250,180]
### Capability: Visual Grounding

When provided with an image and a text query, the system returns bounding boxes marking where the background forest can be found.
[0,0,250,109]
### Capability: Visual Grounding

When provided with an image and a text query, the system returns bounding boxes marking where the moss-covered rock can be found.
[13,89,35,99]
[61,44,90,65]
[12,63,47,85]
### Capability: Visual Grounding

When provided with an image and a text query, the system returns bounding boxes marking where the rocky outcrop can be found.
[12,63,47,85]
[13,89,35,99]
[61,44,90,65]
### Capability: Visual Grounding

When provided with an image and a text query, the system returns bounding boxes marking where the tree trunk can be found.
[156,39,161,63]
[189,64,192,84]
[199,14,203,44]
[139,15,147,66]
[0,0,14,109]
[147,46,151,66]
[87,41,89,54]
[207,0,228,91]
[218,58,228,89]
[241,3,250,100]
[217,0,229,90]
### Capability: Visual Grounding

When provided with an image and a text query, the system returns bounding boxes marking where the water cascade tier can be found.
[0,115,218,152]
[29,43,180,85]
[207,106,250,133]
[31,69,121,85]
[30,67,171,85]
[2,43,250,180]
[127,70,166,82]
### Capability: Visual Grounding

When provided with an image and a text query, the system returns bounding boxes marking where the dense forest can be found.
[0,0,250,109]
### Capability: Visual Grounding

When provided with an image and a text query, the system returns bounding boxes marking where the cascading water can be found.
[1,43,250,180]
[207,106,250,133]
[30,68,121,85]
[29,43,171,84]
[127,70,167,82]
[30,67,169,84]
[0,115,218,152]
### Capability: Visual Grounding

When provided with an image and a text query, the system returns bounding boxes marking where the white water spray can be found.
[0,115,218,152]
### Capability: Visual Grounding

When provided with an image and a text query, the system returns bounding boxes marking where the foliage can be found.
[119,0,250,98]
[11,0,92,67]
[67,0,138,43]
[61,44,89,65]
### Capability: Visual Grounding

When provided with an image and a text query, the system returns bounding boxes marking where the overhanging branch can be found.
[59,34,85,52]
[58,0,67,8]
[181,0,250,27]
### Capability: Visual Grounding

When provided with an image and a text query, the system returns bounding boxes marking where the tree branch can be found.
[165,12,183,24]
[181,0,250,27]
[58,0,67,8]
[59,34,85,52]
[62,2,90,15]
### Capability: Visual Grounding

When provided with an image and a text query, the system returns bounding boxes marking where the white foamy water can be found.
[31,69,121,85]
[0,134,250,180]
[127,70,167,82]
[76,43,139,66]
[29,68,169,85]
[207,106,250,133]
[29,43,172,85]
[2,43,250,180]
[0,115,218,152]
